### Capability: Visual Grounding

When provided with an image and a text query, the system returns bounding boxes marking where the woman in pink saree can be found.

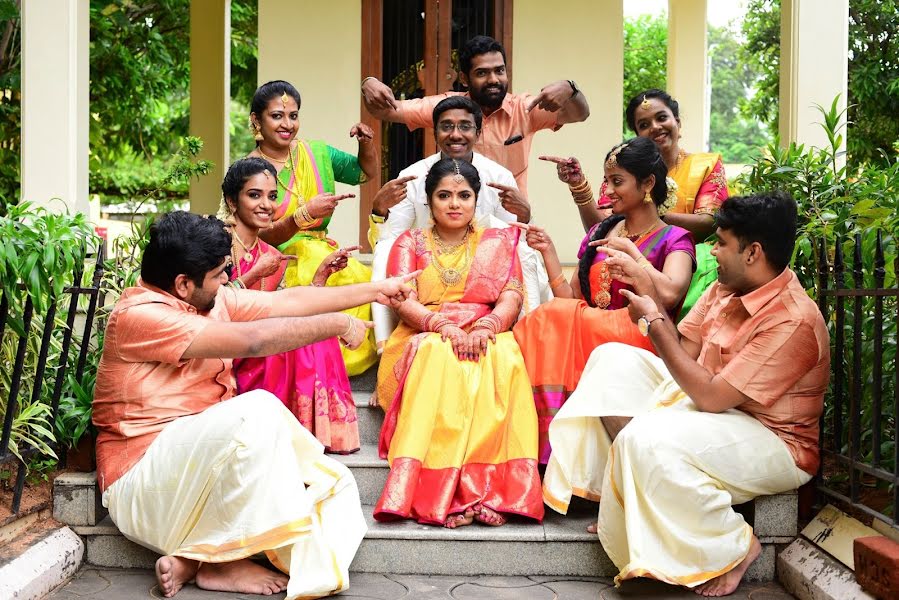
[221,157,359,454]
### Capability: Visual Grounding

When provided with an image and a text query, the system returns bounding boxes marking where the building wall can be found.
[258,0,363,247]
[512,0,623,262]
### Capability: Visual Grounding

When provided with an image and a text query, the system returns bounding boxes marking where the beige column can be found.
[189,0,231,215]
[667,0,709,152]
[514,0,623,263]
[257,0,362,247]
[21,0,89,216]
[779,0,849,151]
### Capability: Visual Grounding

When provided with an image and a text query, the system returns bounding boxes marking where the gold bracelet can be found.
[548,273,566,289]
[568,179,590,193]
[338,315,355,347]
[574,196,594,207]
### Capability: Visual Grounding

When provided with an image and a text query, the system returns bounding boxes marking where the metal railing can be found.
[816,231,899,529]
[0,244,105,515]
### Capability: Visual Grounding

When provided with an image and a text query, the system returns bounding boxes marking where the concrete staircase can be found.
[55,367,795,580]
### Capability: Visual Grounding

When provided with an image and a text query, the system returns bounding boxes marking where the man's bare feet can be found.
[693,534,761,597]
[155,555,199,598]
[445,508,476,529]
[368,389,379,407]
[195,559,289,596]
[586,522,598,534]
[473,505,506,526]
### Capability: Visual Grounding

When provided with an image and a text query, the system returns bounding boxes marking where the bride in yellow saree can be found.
[373,158,544,528]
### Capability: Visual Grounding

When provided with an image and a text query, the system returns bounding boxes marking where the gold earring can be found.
[644,190,653,204]
[250,120,264,142]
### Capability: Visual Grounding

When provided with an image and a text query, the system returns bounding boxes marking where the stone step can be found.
[348,364,378,393]
[333,444,387,506]
[352,392,384,446]
[71,505,617,577]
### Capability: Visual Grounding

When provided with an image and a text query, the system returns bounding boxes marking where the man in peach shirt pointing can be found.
[542,191,829,596]
[362,35,590,195]
[93,211,416,599]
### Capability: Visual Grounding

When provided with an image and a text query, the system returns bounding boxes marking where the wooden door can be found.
[358,0,512,248]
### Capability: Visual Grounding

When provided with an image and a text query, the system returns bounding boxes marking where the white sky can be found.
[624,0,747,28]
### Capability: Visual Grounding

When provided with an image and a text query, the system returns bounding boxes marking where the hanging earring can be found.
[249,119,264,142]
[644,190,653,204]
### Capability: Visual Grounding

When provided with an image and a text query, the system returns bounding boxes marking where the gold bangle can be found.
[338,315,355,347]
[568,178,590,193]
[548,273,566,289]
[574,196,594,207]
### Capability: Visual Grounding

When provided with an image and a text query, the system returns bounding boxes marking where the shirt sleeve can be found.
[113,303,210,366]
[219,286,274,322]
[327,145,364,185]
[693,159,728,215]
[677,284,716,343]
[718,321,822,407]
[381,195,418,241]
[397,95,447,131]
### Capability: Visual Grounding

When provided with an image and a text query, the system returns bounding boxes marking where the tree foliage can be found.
[623,14,667,133]
[741,0,899,165]
[708,24,770,163]
[0,0,257,210]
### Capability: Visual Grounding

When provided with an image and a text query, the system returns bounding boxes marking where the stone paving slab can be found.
[46,568,796,599]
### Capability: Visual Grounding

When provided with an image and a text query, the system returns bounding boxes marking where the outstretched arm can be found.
[511,222,572,299]
[182,312,371,359]
[527,80,590,125]
[361,77,405,123]
[268,272,418,318]
[349,122,378,181]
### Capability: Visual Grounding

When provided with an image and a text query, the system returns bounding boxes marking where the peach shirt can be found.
[398,92,560,194]
[93,281,273,492]
[678,268,830,475]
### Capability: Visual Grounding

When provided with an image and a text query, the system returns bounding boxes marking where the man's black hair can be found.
[432,96,483,131]
[715,191,798,272]
[459,35,507,76]
[141,211,232,291]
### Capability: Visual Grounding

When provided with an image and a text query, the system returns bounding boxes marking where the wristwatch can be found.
[637,312,665,336]
[567,80,580,98]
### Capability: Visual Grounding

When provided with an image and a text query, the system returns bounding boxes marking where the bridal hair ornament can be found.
[605,143,628,169]
[659,176,679,216]
[452,159,464,183]
[641,94,651,109]
[280,92,290,108]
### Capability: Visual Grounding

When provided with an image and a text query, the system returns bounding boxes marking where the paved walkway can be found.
[48,568,795,599]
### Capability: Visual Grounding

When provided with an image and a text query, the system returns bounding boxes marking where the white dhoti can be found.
[544,343,810,587]
[371,218,550,351]
[104,390,366,599]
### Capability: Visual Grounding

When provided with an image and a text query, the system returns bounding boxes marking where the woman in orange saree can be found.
[373,158,544,529]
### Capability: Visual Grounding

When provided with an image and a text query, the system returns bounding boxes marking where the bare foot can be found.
[586,522,598,534]
[445,508,476,529]
[473,505,506,527]
[369,389,379,407]
[155,555,199,598]
[693,535,761,597]
[195,559,289,595]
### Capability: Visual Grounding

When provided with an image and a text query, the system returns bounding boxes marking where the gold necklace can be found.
[618,219,662,239]
[429,229,472,286]
[232,230,259,263]
[230,242,266,291]
[257,146,289,164]
[433,227,470,255]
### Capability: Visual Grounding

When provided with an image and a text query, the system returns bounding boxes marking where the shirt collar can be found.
[120,279,195,312]
[737,268,795,316]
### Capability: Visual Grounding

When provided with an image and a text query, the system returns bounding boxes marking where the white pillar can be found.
[21,0,89,216]
[189,0,231,215]
[667,0,709,152]
[779,0,849,152]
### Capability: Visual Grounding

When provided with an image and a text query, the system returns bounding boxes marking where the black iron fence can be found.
[816,231,899,530]
[0,244,105,515]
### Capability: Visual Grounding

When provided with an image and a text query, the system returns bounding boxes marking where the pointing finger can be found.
[395,175,418,185]
[619,289,637,300]
[332,193,357,202]
[361,320,375,329]
[487,182,514,192]
[508,221,530,231]
[280,255,300,261]
[340,245,363,254]
[526,92,546,113]
[401,270,423,282]
[538,155,570,165]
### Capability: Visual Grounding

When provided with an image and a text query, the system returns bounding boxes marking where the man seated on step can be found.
[542,191,829,597]
[367,95,550,352]
[93,211,416,599]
